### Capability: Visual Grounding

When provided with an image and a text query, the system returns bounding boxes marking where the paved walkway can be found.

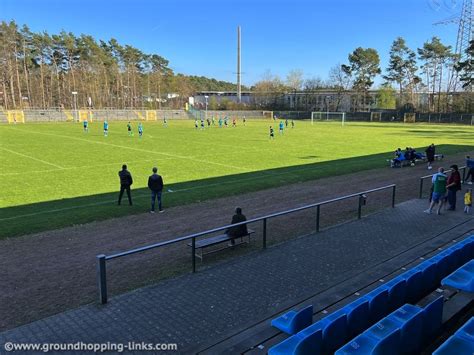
[1,197,473,354]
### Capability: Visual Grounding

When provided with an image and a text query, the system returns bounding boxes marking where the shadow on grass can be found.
[1,144,472,239]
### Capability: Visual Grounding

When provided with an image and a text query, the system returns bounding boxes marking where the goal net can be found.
[262,111,273,119]
[370,112,382,122]
[6,110,25,124]
[404,113,416,123]
[311,111,346,125]
[78,110,93,122]
[146,110,157,121]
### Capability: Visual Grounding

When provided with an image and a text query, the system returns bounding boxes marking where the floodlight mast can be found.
[237,26,241,104]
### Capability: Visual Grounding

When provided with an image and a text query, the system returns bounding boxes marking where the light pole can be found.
[204,95,209,121]
[326,95,330,121]
[72,91,78,121]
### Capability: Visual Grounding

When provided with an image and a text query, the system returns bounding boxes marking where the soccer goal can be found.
[370,112,382,122]
[262,111,274,119]
[311,111,346,125]
[6,110,25,124]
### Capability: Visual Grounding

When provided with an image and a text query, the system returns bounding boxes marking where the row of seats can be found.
[434,317,474,354]
[335,296,443,354]
[269,235,474,355]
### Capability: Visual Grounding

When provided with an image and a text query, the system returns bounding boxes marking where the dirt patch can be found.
[1,151,472,331]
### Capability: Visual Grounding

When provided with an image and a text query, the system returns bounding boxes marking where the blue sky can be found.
[0,0,460,86]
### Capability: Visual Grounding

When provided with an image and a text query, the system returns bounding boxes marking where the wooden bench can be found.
[187,228,255,261]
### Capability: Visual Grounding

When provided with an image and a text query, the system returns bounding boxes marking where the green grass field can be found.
[0,119,473,238]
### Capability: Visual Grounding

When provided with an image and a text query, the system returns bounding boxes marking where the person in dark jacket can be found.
[148,167,164,213]
[118,164,133,205]
[226,207,248,245]
[425,143,435,170]
[447,164,461,211]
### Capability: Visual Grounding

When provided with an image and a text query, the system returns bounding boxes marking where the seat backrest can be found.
[366,288,389,324]
[422,296,444,341]
[373,328,401,355]
[403,270,423,304]
[345,299,370,338]
[322,313,348,354]
[387,279,407,311]
[295,328,322,355]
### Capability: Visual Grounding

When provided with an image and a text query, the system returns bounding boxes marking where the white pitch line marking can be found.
[0,147,65,169]
[8,128,248,172]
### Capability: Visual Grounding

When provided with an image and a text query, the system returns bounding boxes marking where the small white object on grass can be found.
[167,188,174,192]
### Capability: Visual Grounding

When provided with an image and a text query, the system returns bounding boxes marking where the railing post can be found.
[192,237,196,273]
[461,166,466,183]
[358,195,362,219]
[316,205,321,232]
[97,254,107,305]
[419,178,424,199]
[391,185,396,208]
[263,218,267,249]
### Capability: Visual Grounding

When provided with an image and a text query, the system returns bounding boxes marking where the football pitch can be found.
[0,119,473,238]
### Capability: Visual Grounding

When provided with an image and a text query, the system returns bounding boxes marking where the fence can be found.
[96,184,396,304]
[418,166,468,199]
[0,109,189,123]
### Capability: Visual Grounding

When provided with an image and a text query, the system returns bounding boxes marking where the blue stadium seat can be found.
[433,335,474,355]
[387,304,424,353]
[399,269,423,303]
[458,317,474,341]
[317,312,348,354]
[335,326,400,355]
[384,278,407,312]
[441,260,474,293]
[268,328,322,355]
[422,296,444,342]
[363,288,389,324]
[342,298,370,339]
[271,305,313,335]
[416,260,438,294]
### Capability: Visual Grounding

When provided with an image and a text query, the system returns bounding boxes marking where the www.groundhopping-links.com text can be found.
[3,341,178,352]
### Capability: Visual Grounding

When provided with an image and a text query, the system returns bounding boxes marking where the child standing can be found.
[465,188,472,214]
[138,122,143,137]
[269,126,274,139]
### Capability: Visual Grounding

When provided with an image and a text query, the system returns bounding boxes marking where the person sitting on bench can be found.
[226,207,248,245]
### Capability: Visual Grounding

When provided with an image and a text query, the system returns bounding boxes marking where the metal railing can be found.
[96,184,396,304]
[419,166,467,199]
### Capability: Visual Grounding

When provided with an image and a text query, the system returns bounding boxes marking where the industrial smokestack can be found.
[237,26,241,104]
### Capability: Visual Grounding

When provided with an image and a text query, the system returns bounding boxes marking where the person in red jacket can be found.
[447,164,461,211]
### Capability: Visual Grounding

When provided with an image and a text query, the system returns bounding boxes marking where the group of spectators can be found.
[392,144,436,168]
[425,156,473,215]
[118,165,164,213]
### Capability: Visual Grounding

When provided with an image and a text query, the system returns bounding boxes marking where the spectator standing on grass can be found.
[118,164,133,206]
[464,189,472,214]
[465,156,474,185]
[148,167,164,213]
[226,207,248,246]
[425,143,435,170]
[425,167,447,215]
[446,164,461,211]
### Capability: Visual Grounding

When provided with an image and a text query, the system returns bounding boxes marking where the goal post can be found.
[311,111,346,126]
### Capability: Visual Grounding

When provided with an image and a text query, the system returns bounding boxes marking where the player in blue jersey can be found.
[103,120,109,137]
[138,122,143,138]
[83,119,89,133]
[279,120,284,134]
[218,117,223,128]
